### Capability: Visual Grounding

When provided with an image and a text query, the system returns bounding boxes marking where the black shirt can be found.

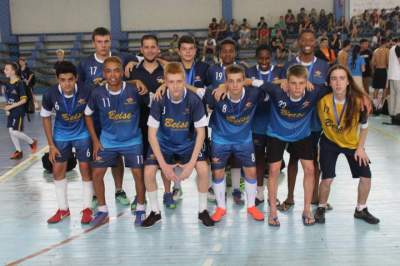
[360,49,373,77]
[128,61,164,93]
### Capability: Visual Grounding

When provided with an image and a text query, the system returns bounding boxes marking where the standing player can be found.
[315,65,379,224]
[84,57,147,225]
[206,38,247,204]
[142,62,214,227]
[3,62,37,159]
[42,61,93,224]
[245,45,283,205]
[278,29,330,211]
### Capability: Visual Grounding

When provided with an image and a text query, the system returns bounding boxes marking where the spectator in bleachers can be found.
[229,19,240,41]
[318,9,328,33]
[337,39,351,66]
[271,29,285,52]
[208,18,219,39]
[350,17,359,39]
[202,37,218,64]
[285,9,296,34]
[335,17,349,38]
[168,34,179,56]
[330,31,341,54]
[18,57,37,110]
[315,37,336,65]
[360,39,373,94]
[257,17,267,30]
[299,15,315,33]
[275,42,288,67]
[257,23,269,45]
[238,20,251,48]
[275,16,287,36]
[309,8,318,25]
[218,18,228,40]
[297,7,307,25]
[348,44,366,91]
[327,12,335,32]
[371,30,381,50]
[53,49,65,70]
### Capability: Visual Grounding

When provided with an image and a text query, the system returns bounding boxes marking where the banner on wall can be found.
[350,0,399,16]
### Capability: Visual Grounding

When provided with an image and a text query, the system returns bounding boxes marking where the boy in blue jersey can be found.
[141,62,214,227]
[206,65,265,222]
[252,65,331,226]
[278,29,330,212]
[206,38,247,204]
[84,57,148,226]
[246,45,283,206]
[3,62,37,160]
[41,61,93,224]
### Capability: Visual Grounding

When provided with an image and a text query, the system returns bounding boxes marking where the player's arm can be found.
[126,79,148,95]
[354,111,369,167]
[40,94,60,163]
[84,99,102,160]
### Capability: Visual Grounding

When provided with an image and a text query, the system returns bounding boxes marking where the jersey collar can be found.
[227,88,245,103]
[58,84,78,98]
[94,52,112,63]
[106,81,126,95]
[295,56,317,66]
[167,88,187,104]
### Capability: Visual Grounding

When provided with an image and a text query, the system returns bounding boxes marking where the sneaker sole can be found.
[142,219,161,228]
[47,215,70,224]
[354,215,379,224]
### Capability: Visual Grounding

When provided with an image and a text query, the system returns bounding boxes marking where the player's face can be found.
[178,43,196,62]
[288,75,307,99]
[329,69,349,95]
[220,44,236,65]
[298,33,316,55]
[103,62,123,88]
[257,50,271,71]
[165,73,185,100]
[3,65,14,78]
[141,39,160,63]
[58,73,77,94]
[361,41,369,50]
[93,35,111,57]
[226,72,244,96]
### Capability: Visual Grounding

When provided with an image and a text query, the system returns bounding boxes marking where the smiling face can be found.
[257,49,272,71]
[298,32,316,56]
[141,38,160,63]
[178,42,196,63]
[103,61,123,90]
[220,43,236,65]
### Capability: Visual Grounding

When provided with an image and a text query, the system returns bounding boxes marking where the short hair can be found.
[320,37,328,43]
[298,29,315,39]
[164,62,185,78]
[286,64,308,80]
[141,34,159,46]
[342,39,351,48]
[225,65,245,79]
[103,56,123,70]
[5,61,20,76]
[219,38,237,53]
[255,44,272,57]
[92,27,110,41]
[56,49,65,55]
[56,61,77,77]
[380,38,388,45]
[359,39,368,44]
[178,35,196,49]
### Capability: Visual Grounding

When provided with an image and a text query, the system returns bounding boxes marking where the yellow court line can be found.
[369,125,400,143]
[0,146,49,183]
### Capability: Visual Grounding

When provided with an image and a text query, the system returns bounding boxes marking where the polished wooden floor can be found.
[0,113,399,266]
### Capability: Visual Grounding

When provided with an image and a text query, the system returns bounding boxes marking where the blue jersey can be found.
[283,56,329,131]
[246,65,283,135]
[184,61,209,88]
[347,55,365,76]
[86,82,146,149]
[260,82,329,142]
[4,80,26,116]
[41,83,90,142]
[206,62,247,89]
[148,89,207,154]
[206,87,262,145]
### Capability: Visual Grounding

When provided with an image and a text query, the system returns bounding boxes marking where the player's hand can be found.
[360,95,373,114]
[212,84,227,101]
[124,61,138,78]
[154,84,167,101]
[49,145,61,164]
[244,78,253,87]
[160,163,178,181]
[306,81,315,91]
[4,105,12,111]
[280,79,289,92]
[354,147,370,167]
[93,140,104,161]
[134,80,148,95]
[176,162,195,181]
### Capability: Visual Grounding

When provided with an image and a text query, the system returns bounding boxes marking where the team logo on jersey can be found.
[323,104,330,113]
[314,70,322,77]
[157,77,164,84]
[164,118,189,129]
[125,97,135,105]
[278,100,287,108]
[302,100,311,109]
[244,101,253,110]
[10,89,17,95]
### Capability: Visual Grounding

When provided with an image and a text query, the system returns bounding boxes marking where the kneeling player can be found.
[142,62,214,227]
[42,61,93,224]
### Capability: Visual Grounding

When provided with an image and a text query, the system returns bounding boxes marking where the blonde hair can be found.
[164,62,185,78]
[104,56,123,69]
[286,64,308,80]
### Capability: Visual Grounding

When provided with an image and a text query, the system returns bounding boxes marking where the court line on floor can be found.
[5,211,126,266]
[0,146,48,183]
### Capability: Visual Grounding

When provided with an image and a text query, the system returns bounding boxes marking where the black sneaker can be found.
[255,197,265,206]
[314,207,326,224]
[354,208,380,224]
[198,210,215,227]
[141,211,161,228]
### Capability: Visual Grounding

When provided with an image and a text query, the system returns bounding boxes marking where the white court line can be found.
[0,146,48,183]
[203,258,214,266]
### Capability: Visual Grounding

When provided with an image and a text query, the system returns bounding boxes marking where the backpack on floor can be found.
[42,152,77,173]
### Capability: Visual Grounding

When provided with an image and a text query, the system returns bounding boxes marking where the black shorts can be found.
[319,134,371,179]
[7,113,24,131]
[253,133,268,161]
[266,135,314,163]
[287,131,320,158]
[372,68,387,89]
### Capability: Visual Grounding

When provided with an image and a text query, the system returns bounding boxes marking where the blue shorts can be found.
[7,113,24,131]
[54,138,92,162]
[145,145,207,165]
[210,142,255,170]
[92,144,143,168]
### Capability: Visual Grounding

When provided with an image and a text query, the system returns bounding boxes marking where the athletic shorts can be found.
[267,135,314,163]
[54,137,92,162]
[372,68,387,89]
[319,135,371,179]
[210,141,255,170]
[145,145,207,166]
[287,131,321,158]
[92,144,143,168]
[7,113,24,131]
[253,133,268,160]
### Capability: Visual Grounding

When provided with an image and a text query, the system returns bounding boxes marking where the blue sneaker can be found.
[91,211,109,226]
[163,192,177,209]
[232,189,244,205]
[135,210,146,225]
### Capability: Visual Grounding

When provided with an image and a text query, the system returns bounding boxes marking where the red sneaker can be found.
[247,206,264,221]
[81,208,93,224]
[47,209,70,224]
[10,151,23,160]
[30,139,38,153]
[211,207,226,222]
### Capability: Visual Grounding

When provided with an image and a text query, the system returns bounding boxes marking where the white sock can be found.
[82,181,94,209]
[357,204,367,211]
[148,191,160,213]
[136,204,145,211]
[231,168,241,190]
[245,177,257,208]
[318,203,327,208]
[213,178,226,209]
[9,128,21,151]
[198,192,208,213]
[256,186,264,200]
[54,179,68,210]
[12,130,33,144]
[98,205,108,212]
